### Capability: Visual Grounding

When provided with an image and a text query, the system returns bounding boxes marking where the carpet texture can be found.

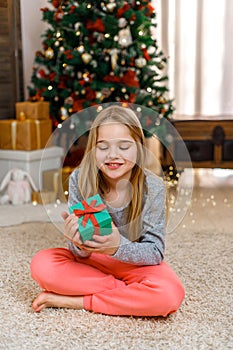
[0,183,232,349]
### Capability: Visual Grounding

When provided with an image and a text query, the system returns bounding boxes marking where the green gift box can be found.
[69,194,112,242]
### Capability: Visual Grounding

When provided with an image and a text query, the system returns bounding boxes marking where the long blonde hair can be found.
[78,105,147,241]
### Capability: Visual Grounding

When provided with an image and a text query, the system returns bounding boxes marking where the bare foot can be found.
[32,291,84,312]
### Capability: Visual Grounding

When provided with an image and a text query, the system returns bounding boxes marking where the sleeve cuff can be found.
[111,235,130,259]
[68,241,91,258]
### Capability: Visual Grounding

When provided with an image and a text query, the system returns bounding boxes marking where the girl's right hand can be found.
[61,211,83,248]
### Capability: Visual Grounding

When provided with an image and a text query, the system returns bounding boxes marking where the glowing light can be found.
[97,106,103,112]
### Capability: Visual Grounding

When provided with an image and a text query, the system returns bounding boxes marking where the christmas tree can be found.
[28,0,174,140]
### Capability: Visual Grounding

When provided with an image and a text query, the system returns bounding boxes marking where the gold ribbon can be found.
[11,120,42,150]
[35,120,41,149]
[53,171,59,195]
[11,121,17,150]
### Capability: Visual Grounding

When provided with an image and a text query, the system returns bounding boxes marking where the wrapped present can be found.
[69,194,112,242]
[0,119,52,150]
[42,168,72,202]
[16,101,50,120]
[32,191,56,204]
[61,166,74,194]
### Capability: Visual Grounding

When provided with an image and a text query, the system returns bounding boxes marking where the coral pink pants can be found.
[31,248,185,317]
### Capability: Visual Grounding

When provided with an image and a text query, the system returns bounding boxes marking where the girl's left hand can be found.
[81,222,121,255]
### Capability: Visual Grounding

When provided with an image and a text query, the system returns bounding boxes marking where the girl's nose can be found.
[107,146,118,158]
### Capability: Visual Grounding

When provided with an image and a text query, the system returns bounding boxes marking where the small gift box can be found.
[16,101,50,120]
[32,191,57,204]
[42,168,71,203]
[69,194,112,242]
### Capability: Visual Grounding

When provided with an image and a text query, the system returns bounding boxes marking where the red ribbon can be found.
[73,199,106,233]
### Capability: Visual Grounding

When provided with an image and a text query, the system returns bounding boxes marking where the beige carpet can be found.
[0,170,232,350]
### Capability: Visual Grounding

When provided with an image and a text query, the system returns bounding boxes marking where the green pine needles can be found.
[28,0,174,139]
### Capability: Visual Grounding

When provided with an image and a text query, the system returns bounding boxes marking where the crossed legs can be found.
[31,248,185,316]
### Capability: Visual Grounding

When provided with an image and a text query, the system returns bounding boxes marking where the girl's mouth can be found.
[105,162,123,170]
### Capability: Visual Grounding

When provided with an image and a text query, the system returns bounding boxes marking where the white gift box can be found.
[0,147,64,190]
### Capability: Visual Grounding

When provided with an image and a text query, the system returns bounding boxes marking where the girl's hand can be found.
[80,222,121,256]
[61,211,83,249]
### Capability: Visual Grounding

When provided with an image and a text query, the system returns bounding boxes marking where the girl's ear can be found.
[0,170,13,191]
[22,171,38,191]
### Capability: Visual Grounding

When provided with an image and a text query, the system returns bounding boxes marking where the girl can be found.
[31,105,185,316]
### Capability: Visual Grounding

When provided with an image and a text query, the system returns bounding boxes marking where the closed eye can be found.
[119,142,133,150]
[119,146,130,150]
[97,145,109,150]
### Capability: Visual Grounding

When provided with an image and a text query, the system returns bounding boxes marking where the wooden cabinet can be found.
[0,0,24,119]
[163,115,233,169]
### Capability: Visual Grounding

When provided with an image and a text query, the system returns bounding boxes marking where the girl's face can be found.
[95,123,138,183]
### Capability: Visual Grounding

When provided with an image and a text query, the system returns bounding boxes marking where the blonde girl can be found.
[31,105,184,316]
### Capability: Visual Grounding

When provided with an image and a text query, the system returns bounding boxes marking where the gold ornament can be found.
[76,45,85,53]
[106,3,116,12]
[110,48,118,70]
[45,47,54,59]
[81,53,92,64]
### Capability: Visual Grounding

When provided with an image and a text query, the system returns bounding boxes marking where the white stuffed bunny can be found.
[0,168,38,205]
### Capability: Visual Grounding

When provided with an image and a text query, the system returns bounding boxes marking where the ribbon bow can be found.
[73,199,106,229]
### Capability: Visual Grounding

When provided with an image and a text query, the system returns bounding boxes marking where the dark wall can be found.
[0,0,24,119]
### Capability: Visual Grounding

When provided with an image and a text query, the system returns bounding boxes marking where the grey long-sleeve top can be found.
[68,168,166,266]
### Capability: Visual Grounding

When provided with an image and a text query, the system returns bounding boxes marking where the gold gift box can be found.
[42,167,74,202]
[16,101,50,120]
[0,119,52,150]
[32,191,57,205]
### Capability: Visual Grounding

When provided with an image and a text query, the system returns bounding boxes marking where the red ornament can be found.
[49,72,56,81]
[64,50,74,59]
[142,48,151,61]
[103,74,121,83]
[117,4,130,18]
[129,58,135,66]
[52,0,60,8]
[40,7,49,12]
[58,77,68,89]
[54,8,64,21]
[121,70,139,88]
[29,88,45,102]
[85,87,96,101]
[38,69,46,78]
[86,18,105,33]
[72,98,87,112]
[128,93,136,103]
[69,5,76,13]
[146,4,155,16]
